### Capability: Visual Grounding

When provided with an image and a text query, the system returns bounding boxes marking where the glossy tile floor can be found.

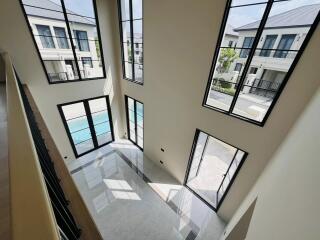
[68,140,225,240]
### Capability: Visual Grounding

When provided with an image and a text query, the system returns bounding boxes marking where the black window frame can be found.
[57,95,115,158]
[184,129,248,212]
[19,0,106,84]
[117,0,144,85]
[125,95,144,151]
[203,0,320,126]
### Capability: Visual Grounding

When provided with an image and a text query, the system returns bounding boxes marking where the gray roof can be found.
[225,24,239,36]
[235,4,320,31]
[23,0,95,25]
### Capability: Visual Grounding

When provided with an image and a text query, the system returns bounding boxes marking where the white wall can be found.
[0,0,125,162]
[118,0,320,220]
[220,87,320,240]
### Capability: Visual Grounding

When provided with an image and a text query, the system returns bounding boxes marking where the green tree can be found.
[217,48,238,73]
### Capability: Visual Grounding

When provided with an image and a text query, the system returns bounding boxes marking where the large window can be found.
[185,129,247,210]
[203,0,320,125]
[58,96,114,157]
[20,0,105,83]
[118,0,144,84]
[125,96,144,150]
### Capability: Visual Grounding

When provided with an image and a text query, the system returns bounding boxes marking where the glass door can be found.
[125,96,144,150]
[58,96,114,157]
[88,97,113,146]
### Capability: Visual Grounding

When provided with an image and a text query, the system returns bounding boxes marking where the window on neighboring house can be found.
[203,0,320,125]
[259,35,277,57]
[234,63,242,72]
[239,37,254,58]
[81,57,93,68]
[58,96,114,157]
[249,67,258,74]
[54,27,69,49]
[228,40,234,47]
[74,30,90,52]
[185,129,247,210]
[274,34,296,58]
[118,0,144,84]
[36,25,55,49]
[20,0,105,83]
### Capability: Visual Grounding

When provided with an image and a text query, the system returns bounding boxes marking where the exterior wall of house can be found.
[28,16,102,80]
[230,26,309,84]
[222,34,238,48]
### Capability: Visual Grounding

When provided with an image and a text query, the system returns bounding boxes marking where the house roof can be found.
[225,24,239,36]
[23,0,95,26]
[235,4,320,31]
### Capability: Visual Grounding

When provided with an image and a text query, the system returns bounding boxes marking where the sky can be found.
[229,0,320,28]
[51,0,95,18]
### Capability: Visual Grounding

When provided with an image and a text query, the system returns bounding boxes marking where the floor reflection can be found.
[70,140,225,240]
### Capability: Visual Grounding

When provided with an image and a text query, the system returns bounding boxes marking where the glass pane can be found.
[128,98,135,110]
[124,62,133,79]
[120,0,131,21]
[75,138,94,155]
[66,0,104,79]
[134,64,143,83]
[134,43,143,64]
[67,116,89,133]
[71,128,92,144]
[94,123,111,138]
[232,0,320,122]
[136,102,143,116]
[220,4,266,48]
[137,125,143,138]
[97,132,112,145]
[137,136,143,148]
[62,102,86,120]
[186,131,243,209]
[130,130,136,142]
[122,22,132,45]
[132,0,143,19]
[123,38,132,62]
[89,98,107,113]
[92,111,109,124]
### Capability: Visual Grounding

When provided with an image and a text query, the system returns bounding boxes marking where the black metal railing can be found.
[249,78,281,98]
[15,71,81,239]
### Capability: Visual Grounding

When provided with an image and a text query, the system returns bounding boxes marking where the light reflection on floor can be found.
[68,140,225,240]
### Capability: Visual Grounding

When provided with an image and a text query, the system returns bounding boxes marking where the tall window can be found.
[20,0,105,83]
[36,25,55,49]
[260,35,277,57]
[203,0,320,125]
[74,30,90,52]
[58,96,114,157]
[125,96,144,150]
[185,129,247,210]
[54,27,69,49]
[118,0,144,84]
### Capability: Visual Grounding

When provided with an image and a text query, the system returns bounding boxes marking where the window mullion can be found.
[83,100,99,148]
[228,0,274,114]
[129,0,135,80]
[60,0,82,80]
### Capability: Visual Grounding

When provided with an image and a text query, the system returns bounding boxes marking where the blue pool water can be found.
[69,107,143,145]
[68,111,111,144]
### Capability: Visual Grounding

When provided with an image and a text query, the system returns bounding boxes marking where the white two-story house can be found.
[223,4,320,98]
[24,0,102,81]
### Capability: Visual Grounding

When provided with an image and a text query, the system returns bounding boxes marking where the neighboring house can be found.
[220,4,320,98]
[222,24,239,48]
[24,0,102,82]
